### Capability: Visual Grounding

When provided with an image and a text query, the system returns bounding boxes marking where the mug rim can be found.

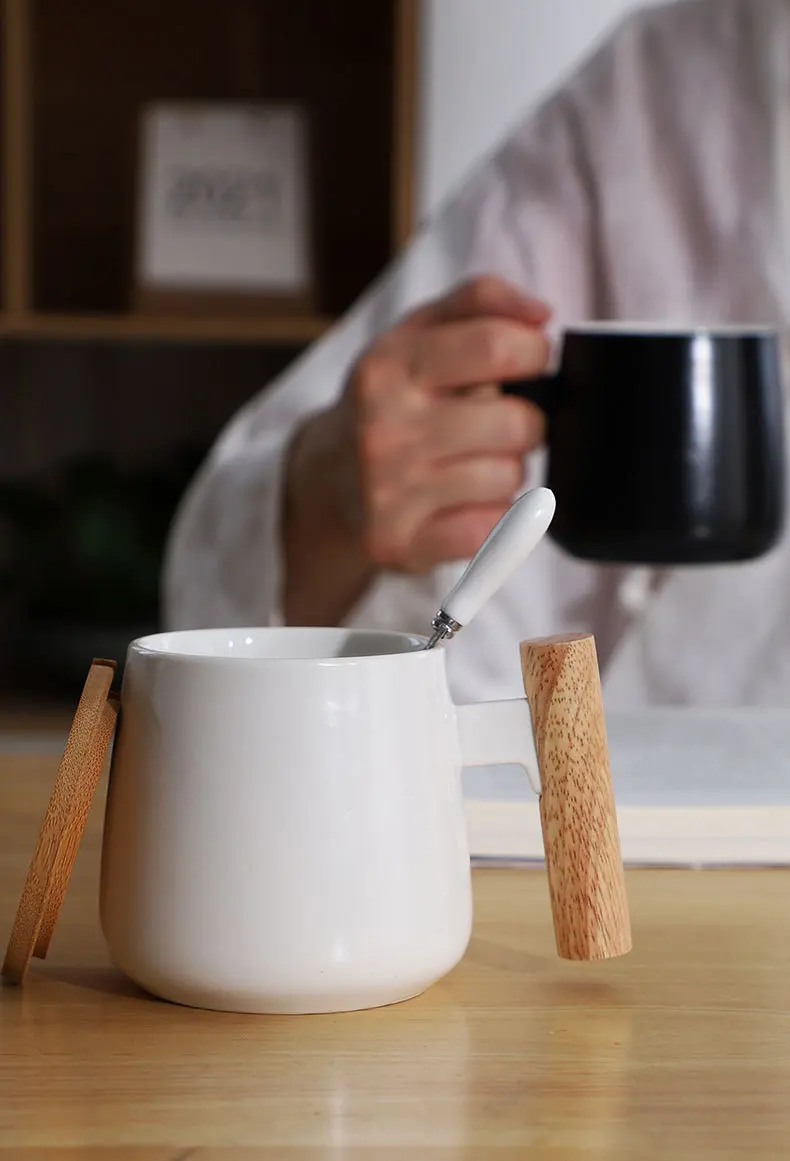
[129,625,433,664]
[564,320,778,338]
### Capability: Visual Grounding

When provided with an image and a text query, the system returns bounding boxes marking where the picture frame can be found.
[133,102,314,315]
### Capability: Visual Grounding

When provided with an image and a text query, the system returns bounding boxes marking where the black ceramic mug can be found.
[504,325,787,565]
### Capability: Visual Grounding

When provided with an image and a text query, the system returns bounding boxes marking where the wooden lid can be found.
[2,658,119,985]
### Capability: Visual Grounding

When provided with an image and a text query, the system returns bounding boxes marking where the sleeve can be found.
[161,15,635,633]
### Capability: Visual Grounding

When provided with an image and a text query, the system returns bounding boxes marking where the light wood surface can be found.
[521,633,631,961]
[2,753,790,1158]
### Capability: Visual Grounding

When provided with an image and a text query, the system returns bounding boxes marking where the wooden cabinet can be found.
[0,1,421,699]
[0,0,419,345]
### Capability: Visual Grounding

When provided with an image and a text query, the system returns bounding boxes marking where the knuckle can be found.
[359,413,425,474]
[475,320,550,380]
[464,274,506,312]
[352,346,402,408]
[477,320,512,371]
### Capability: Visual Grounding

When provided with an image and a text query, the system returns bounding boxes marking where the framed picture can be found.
[134,102,313,314]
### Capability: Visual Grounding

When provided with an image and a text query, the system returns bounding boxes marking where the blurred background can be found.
[0,0,637,715]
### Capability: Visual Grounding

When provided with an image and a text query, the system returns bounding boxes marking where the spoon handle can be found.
[426,486,556,647]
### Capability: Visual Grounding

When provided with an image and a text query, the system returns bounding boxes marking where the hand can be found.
[345,275,550,571]
[284,276,552,623]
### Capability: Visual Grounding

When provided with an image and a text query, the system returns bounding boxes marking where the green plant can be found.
[0,448,205,625]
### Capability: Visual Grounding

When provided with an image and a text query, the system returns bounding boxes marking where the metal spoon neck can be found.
[423,609,463,651]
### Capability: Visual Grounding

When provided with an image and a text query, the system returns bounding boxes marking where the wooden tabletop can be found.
[2,753,790,1159]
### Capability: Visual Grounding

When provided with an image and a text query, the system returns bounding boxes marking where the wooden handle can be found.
[520,632,632,961]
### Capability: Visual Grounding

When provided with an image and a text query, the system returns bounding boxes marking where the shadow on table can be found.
[465,936,547,974]
[26,964,155,1001]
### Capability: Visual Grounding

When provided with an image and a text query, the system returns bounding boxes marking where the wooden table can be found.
[2,753,790,1159]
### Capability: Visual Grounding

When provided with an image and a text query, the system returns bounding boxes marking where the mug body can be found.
[522,325,785,564]
[100,627,473,1014]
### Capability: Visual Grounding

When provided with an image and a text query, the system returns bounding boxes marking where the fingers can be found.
[404,318,550,392]
[428,396,545,459]
[344,273,554,575]
[398,274,552,333]
[405,505,511,573]
[370,456,524,566]
[409,456,523,513]
[360,315,551,403]
[358,390,541,484]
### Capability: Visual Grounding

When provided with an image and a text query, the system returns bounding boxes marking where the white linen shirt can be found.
[163,0,790,708]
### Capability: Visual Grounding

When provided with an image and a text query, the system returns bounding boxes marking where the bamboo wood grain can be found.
[521,632,632,961]
[1,751,789,1156]
[32,700,118,960]
[2,662,117,984]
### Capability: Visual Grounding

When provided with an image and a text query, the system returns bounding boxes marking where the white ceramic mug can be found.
[100,626,540,1014]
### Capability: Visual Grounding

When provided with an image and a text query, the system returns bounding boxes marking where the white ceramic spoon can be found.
[424,485,556,649]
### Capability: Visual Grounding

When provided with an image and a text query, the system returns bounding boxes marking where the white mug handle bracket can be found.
[455,699,541,795]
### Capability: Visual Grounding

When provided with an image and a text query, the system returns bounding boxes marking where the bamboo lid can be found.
[2,659,119,985]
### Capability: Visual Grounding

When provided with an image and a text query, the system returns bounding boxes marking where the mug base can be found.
[130,976,440,1015]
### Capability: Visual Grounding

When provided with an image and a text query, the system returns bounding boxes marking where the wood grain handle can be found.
[520,632,632,961]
